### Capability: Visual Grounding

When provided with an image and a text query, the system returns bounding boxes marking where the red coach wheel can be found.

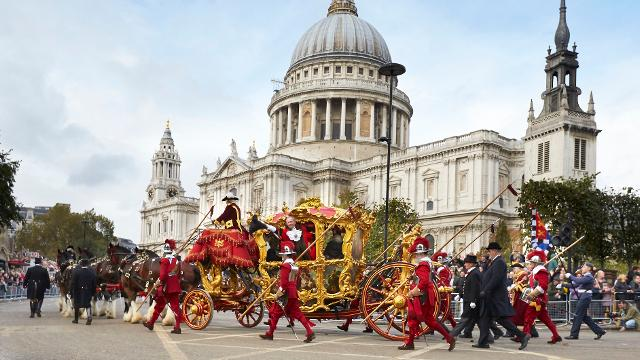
[360,262,440,341]
[182,289,213,330]
[235,301,264,328]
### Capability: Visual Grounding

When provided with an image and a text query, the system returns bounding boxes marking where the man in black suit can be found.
[23,257,51,318]
[475,242,529,350]
[70,258,97,325]
[450,254,481,337]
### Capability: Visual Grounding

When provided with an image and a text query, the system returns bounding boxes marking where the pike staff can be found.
[544,235,586,267]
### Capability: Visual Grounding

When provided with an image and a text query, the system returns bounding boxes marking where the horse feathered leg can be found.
[58,295,64,312]
[130,298,144,323]
[123,298,132,322]
[162,307,176,326]
[145,299,156,322]
[106,299,117,319]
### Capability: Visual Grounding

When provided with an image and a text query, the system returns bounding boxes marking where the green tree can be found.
[15,204,116,258]
[366,198,419,261]
[606,187,640,269]
[516,176,611,268]
[0,146,21,228]
[492,221,512,261]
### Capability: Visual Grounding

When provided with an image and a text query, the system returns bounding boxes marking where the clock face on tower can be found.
[167,187,178,198]
[147,188,154,200]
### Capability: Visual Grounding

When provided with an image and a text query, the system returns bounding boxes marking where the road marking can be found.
[396,343,447,358]
[155,329,189,360]
[489,345,574,360]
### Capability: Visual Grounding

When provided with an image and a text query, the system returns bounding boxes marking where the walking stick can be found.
[543,235,586,267]
[452,219,501,259]
[435,184,518,254]
[240,201,359,317]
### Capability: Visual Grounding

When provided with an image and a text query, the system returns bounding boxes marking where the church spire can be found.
[328,0,357,17]
[554,0,570,51]
[528,99,535,121]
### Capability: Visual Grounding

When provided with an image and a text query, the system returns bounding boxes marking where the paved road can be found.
[0,298,636,360]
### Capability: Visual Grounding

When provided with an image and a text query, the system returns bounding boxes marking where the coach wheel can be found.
[235,300,264,328]
[361,262,439,341]
[182,289,213,330]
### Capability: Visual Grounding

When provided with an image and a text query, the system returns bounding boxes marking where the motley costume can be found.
[399,236,455,351]
[432,251,457,328]
[260,241,315,342]
[509,262,529,326]
[144,239,183,334]
[522,250,561,344]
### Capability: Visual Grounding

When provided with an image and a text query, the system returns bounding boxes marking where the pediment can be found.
[421,168,439,178]
[212,156,251,179]
[293,182,308,191]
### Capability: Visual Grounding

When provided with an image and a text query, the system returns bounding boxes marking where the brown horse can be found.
[55,248,77,317]
[117,246,200,324]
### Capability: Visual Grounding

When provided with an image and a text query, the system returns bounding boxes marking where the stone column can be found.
[381,104,388,137]
[340,98,347,140]
[370,102,376,141]
[399,112,405,148]
[391,107,397,146]
[286,104,292,145]
[324,98,331,140]
[355,99,361,140]
[297,102,303,143]
[270,114,276,148]
[406,116,410,147]
[277,108,283,146]
[310,100,317,141]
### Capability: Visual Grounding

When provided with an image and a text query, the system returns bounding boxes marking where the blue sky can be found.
[1,0,638,240]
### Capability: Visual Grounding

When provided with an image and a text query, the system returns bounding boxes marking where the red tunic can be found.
[529,266,549,304]
[278,260,298,299]
[414,260,437,306]
[436,266,452,287]
[215,203,243,230]
[158,257,181,294]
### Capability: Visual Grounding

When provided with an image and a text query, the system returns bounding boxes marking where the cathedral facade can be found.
[145,1,599,254]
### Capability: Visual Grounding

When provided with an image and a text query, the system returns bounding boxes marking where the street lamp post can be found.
[378,62,406,262]
[82,219,91,247]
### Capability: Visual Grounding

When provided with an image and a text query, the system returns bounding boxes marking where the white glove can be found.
[454,295,460,302]
[266,225,276,233]
[564,273,571,280]
[470,302,476,309]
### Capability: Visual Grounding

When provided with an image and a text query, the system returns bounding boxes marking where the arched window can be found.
[426,200,434,211]
[552,72,558,88]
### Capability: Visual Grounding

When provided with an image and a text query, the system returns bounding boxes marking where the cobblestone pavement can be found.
[0,298,636,360]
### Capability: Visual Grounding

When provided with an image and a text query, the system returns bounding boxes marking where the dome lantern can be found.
[328,0,358,16]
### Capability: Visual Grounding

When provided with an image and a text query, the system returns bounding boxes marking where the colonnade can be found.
[270,98,410,149]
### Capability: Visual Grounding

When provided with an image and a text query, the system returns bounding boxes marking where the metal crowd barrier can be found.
[0,285,60,301]
[448,292,622,326]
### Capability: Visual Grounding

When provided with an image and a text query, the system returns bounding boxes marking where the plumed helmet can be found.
[278,241,296,255]
[431,251,448,262]
[163,239,177,254]
[526,249,547,264]
[409,236,431,254]
[222,192,239,202]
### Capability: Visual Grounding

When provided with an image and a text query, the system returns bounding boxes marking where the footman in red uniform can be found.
[260,241,315,343]
[399,236,455,351]
[143,239,183,334]
[432,251,457,328]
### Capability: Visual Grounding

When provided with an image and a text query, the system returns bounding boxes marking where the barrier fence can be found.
[448,292,635,326]
[0,285,60,301]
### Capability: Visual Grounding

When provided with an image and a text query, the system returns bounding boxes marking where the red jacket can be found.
[436,266,452,287]
[278,259,299,299]
[215,203,243,230]
[281,226,316,260]
[159,257,181,294]
[414,260,436,305]
[529,265,549,304]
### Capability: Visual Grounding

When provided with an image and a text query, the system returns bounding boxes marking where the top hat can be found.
[463,254,478,264]
[486,242,502,250]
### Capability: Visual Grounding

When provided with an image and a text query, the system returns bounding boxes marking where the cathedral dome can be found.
[290,0,391,68]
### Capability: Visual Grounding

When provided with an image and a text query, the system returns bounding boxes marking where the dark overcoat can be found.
[71,266,97,308]
[461,267,481,318]
[24,265,51,300]
[480,255,514,317]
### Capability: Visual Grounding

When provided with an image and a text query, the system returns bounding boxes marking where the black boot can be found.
[36,299,43,317]
[72,307,79,324]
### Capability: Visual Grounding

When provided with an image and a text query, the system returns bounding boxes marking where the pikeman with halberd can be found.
[144,239,183,334]
[399,236,456,351]
[431,251,457,329]
[260,240,315,343]
[522,250,562,344]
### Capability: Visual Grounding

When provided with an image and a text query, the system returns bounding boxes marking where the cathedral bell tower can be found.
[524,0,600,181]
[146,121,185,204]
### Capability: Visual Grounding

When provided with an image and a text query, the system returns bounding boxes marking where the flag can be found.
[531,208,551,251]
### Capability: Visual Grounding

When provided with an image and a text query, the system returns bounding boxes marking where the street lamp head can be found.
[378,136,390,143]
[378,63,406,77]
